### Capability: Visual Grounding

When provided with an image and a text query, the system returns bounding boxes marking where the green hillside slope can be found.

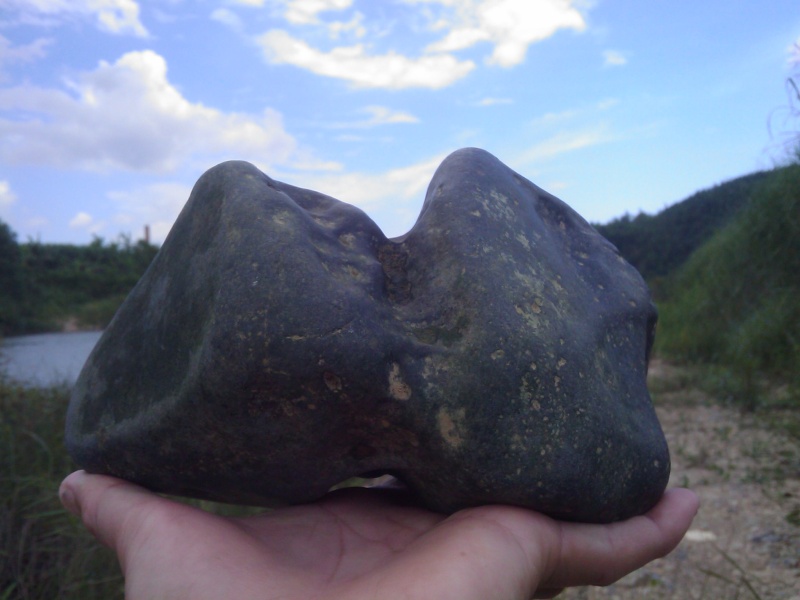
[596,169,779,280]
[655,163,800,406]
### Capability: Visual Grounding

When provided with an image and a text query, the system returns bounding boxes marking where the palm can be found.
[120,487,549,599]
[63,472,698,600]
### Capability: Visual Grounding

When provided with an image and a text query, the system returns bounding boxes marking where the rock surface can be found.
[66,147,669,523]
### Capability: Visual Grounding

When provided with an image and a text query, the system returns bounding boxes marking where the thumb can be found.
[59,470,161,555]
[540,488,700,591]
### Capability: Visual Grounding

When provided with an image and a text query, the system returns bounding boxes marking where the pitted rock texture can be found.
[66,147,669,523]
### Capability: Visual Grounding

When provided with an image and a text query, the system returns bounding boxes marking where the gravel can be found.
[560,359,800,599]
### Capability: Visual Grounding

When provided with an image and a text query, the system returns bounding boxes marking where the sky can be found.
[1,0,799,245]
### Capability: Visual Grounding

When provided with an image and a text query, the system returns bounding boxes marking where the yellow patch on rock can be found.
[437,407,466,449]
[388,362,412,401]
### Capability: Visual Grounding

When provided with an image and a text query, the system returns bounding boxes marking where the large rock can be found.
[66,148,669,523]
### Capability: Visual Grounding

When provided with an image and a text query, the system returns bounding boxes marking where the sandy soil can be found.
[561,360,800,600]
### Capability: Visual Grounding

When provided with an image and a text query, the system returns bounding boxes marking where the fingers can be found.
[540,488,700,590]
[331,502,559,600]
[59,470,168,559]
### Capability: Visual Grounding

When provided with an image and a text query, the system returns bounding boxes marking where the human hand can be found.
[59,471,698,599]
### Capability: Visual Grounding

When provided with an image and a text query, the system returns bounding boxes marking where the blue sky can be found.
[1,0,799,244]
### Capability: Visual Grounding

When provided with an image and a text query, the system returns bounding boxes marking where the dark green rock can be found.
[65,148,669,523]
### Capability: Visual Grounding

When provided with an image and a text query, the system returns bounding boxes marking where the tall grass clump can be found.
[655,163,800,407]
[0,378,123,599]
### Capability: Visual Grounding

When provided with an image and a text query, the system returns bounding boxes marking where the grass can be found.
[654,163,800,411]
[0,376,267,599]
[697,546,765,600]
[0,380,123,599]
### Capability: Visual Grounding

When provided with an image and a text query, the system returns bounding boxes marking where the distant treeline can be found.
[0,227,158,336]
[654,164,800,406]
[598,163,800,407]
[594,169,775,281]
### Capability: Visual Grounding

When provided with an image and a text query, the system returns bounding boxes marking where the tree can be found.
[0,219,24,335]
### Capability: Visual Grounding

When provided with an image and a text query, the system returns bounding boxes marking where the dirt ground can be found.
[561,360,800,600]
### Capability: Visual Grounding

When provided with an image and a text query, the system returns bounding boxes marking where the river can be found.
[0,331,103,387]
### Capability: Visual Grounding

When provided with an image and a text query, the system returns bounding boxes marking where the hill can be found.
[654,163,800,405]
[595,168,780,281]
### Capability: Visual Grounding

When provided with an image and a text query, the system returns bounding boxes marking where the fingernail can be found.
[59,484,78,516]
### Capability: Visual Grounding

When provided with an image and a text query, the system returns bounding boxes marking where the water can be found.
[0,331,103,387]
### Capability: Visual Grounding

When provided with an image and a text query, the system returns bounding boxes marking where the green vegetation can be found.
[0,222,158,598]
[0,375,265,599]
[593,142,799,411]
[0,222,25,337]
[0,380,123,599]
[595,169,775,281]
[0,230,158,336]
[653,163,800,408]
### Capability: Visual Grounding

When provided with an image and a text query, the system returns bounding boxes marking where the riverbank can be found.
[58,316,104,333]
[0,330,103,388]
[2,360,798,599]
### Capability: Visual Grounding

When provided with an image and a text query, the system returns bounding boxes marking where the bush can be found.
[655,164,800,406]
[1,233,159,336]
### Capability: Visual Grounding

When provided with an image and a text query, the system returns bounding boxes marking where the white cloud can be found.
[596,97,619,111]
[363,105,419,125]
[414,0,588,67]
[69,211,94,228]
[545,180,568,192]
[108,181,193,243]
[254,0,587,89]
[215,2,364,39]
[331,105,420,128]
[530,107,580,127]
[326,11,366,39]
[477,97,513,106]
[284,0,353,25]
[530,98,618,127]
[0,50,311,173]
[0,35,53,80]
[210,8,244,30]
[335,134,369,142]
[293,153,446,236]
[5,0,148,37]
[0,180,17,209]
[257,29,475,89]
[516,125,614,165]
[603,49,627,67]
